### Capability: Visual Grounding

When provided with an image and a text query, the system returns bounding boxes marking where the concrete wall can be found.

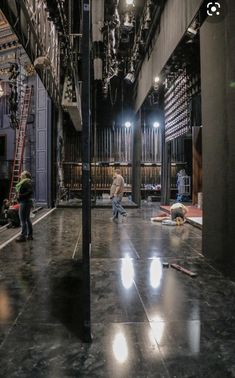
[200,0,235,261]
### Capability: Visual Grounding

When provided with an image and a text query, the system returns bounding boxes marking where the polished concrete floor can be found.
[0,204,235,377]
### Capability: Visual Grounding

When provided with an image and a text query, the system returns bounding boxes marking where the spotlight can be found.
[124,121,132,128]
[124,72,135,84]
[187,27,197,36]
[153,122,160,128]
[154,76,160,84]
[123,13,134,28]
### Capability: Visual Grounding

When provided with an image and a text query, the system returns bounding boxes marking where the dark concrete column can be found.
[200,2,235,262]
[192,126,202,205]
[132,110,142,206]
[161,140,171,205]
[56,107,64,196]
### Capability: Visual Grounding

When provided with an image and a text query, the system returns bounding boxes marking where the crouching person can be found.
[7,201,20,228]
[170,203,188,224]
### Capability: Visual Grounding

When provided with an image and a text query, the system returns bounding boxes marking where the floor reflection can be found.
[121,255,134,290]
[112,332,129,364]
[0,205,234,377]
[150,258,162,289]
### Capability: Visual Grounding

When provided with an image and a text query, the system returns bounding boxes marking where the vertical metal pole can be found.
[81,0,92,343]
[93,83,97,203]
[132,110,142,206]
[159,87,170,205]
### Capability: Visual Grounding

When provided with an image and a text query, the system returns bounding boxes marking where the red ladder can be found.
[9,86,33,201]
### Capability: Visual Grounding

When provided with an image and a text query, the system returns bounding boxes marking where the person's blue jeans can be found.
[19,201,33,237]
[112,197,126,219]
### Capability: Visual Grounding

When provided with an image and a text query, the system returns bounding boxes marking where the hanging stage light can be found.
[153,122,160,128]
[153,76,160,91]
[154,76,160,84]
[124,59,135,84]
[123,12,134,28]
[124,72,135,84]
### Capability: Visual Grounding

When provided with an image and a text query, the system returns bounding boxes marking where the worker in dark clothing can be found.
[15,171,34,242]
[0,199,10,225]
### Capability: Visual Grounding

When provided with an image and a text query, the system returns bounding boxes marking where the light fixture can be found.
[123,13,134,28]
[126,0,134,6]
[153,122,160,128]
[124,121,132,128]
[154,76,160,84]
[124,72,135,84]
[153,76,160,91]
[187,27,197,36]
[124,60,135,84]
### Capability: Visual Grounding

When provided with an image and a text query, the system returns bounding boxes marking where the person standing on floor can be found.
[110,169,127,221]
[15,171,34,242]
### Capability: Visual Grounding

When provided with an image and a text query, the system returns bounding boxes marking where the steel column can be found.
[81,0,92,343]
[132,110,142,206]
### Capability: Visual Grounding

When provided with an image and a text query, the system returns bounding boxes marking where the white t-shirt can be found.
[170,203,188,212]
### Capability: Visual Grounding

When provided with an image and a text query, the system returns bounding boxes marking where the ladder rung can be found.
[10,91,32,193]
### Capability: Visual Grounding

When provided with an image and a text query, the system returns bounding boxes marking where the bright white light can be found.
[150,258,162,289]
[154,76,160,83]
[153,122,160,128]
[112,333,128,363]
[150,315,165,344]
[124,121,132,128]
[121,255,134,289]
[126,0,134,5]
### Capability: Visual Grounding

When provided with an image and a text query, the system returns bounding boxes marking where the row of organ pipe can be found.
[62,125,186,192]
[64,125,164,163]
[63,164,181,191]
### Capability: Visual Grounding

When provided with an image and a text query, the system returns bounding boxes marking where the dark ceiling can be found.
[96,0,165,126]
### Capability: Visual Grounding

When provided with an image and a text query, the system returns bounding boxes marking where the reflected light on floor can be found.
[171,235,181,247]
[188,321,201,355]
[112,333,129,363]
[0,286,12,322]
[121,255,134,289]
[150,258,162,289]
[149,315,165,344]
[188,303,201,355]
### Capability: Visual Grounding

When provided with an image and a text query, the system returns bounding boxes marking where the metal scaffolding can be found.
[1,0,61,103]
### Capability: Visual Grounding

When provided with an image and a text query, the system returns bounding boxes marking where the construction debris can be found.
[171,263,197,277]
